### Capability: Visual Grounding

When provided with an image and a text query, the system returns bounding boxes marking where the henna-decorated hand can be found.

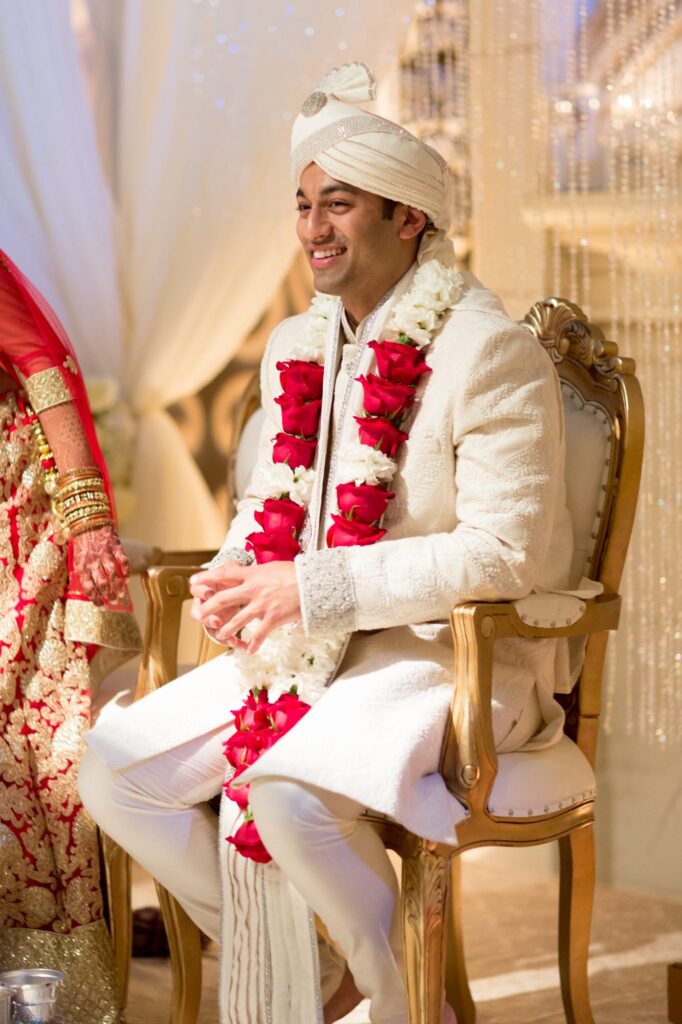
[72,525,131,606]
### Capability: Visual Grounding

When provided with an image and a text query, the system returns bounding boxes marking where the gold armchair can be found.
[389,297,643,1024]
[113,297,643,1024]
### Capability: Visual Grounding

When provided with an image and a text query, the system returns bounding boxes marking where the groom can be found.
[80,63,573,1024]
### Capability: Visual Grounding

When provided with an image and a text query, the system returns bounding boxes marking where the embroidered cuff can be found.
[295,548,357,635]
[64,601,142,651]
[22,367,71,412]
[203,546,254,570]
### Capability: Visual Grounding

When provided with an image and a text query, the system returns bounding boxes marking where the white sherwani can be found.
[88,265,575,1022]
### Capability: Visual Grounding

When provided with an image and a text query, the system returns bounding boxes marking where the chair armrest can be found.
[139,563,206,693]
[155,549,217,567]
[439,592,621,818]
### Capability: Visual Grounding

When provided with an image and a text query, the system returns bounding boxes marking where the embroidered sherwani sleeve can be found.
[206,324,283,569]
[296,324,566,634]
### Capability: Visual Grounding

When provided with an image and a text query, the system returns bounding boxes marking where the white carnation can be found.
[251,461,295,500]
[337,441,397,486]
[290,335,326,364]
[289,467,315,505]
[412,261,463,309]
[387,261,463,345]
[233,623,345,705]
[309,292,338,320]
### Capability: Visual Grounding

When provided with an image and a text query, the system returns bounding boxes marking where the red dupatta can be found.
[0,249,140,655]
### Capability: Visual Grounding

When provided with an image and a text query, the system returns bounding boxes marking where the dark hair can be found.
[382,198,398,220]
[382,197,433,244]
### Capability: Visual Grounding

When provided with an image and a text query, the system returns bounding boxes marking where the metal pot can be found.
[0,970,64,1024]
[0,985,13,1024]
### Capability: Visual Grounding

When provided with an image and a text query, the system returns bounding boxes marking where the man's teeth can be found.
[313,248,344,259]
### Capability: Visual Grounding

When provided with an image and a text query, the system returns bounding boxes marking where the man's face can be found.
[296,164,411,319]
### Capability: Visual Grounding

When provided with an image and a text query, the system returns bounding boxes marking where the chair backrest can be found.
[522,298,644,595]
[522,298,644,748]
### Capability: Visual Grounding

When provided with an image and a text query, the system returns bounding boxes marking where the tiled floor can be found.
[126,856,681,1024]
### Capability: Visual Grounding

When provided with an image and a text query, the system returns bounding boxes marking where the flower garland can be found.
[224,261,462,862]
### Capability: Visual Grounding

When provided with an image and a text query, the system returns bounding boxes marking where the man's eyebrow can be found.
[320,184,361,196]
[295,184,361,199]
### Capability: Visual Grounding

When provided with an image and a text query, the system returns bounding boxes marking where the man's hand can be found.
[189,560,301,654]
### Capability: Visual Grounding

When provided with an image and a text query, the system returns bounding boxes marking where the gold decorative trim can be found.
[403,844,449,951]
[522,297,636,388]
[0,919,123,1024]
[64,599,142,652]
[22,367,71,412]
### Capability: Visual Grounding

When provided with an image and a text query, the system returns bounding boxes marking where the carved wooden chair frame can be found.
[104,297,644,1024]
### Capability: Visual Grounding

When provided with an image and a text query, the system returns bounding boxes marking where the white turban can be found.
[291,63,456,266]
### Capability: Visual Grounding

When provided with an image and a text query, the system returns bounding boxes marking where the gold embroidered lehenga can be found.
[0,252,141,1024]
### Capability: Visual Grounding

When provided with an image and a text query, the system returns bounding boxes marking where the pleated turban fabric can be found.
[291,63,456,266]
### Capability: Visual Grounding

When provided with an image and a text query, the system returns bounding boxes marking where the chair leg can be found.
[99,830,132,1008]
[445,857,476,1024]
[401,841,450,1024]
[155,883,203,1024]
[558,824,596,1024]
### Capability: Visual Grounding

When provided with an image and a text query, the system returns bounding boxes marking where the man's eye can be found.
[297,204,310,213]
[330,201,349,209]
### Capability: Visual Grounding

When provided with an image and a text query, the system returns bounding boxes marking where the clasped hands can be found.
[189,560,301,654]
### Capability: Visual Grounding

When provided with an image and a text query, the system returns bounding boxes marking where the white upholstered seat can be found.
[489,736,596,819]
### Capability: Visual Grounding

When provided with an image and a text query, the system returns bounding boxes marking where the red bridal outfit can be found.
[0,251,140,1023]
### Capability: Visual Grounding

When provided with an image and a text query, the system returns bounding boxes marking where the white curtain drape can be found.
[0,3,122,376]
[0,0,414,548]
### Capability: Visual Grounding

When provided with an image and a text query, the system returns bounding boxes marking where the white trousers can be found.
[79,730,409,1024]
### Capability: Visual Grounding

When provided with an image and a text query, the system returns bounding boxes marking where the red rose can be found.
[354,416,409,457]
[256,728,284,752]
[223,730,263,770]
[254,498,306,536]
[274,394,322,437]
[336,482,394,524]
[272,432,317,469]
[327,514,387,548]
[245,530,301,564]
[227,819,272,864]
[276,360,324,400]
[357,374,415,419]
[368,340,432,385]
[223,768,250,811]
[231,688,271,731]
[268,693,312,734]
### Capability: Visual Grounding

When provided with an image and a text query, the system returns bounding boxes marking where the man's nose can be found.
[304,206,332,241]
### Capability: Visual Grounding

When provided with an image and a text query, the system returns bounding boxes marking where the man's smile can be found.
[310,246,347,268]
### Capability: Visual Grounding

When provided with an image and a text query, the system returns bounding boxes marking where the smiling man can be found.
[296,175,427,325]
[80,63,574,1024]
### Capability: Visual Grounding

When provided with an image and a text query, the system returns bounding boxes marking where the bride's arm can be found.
[38,402,131,606]
[0,261,129,606]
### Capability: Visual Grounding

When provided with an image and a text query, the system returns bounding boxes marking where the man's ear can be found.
[398,205,427,241]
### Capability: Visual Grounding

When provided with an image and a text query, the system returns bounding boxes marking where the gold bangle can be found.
[57,466,101,482]
[62,506,111,524]
[56,479,106,499]
[69,516,114,538]
[57,489,106,506]
[62,499,110,518]
[63,505,111,526]
[60,491,108,508]
[68,512,114,531]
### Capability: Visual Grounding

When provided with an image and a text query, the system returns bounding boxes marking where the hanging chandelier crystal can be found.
[399,0,472,263]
